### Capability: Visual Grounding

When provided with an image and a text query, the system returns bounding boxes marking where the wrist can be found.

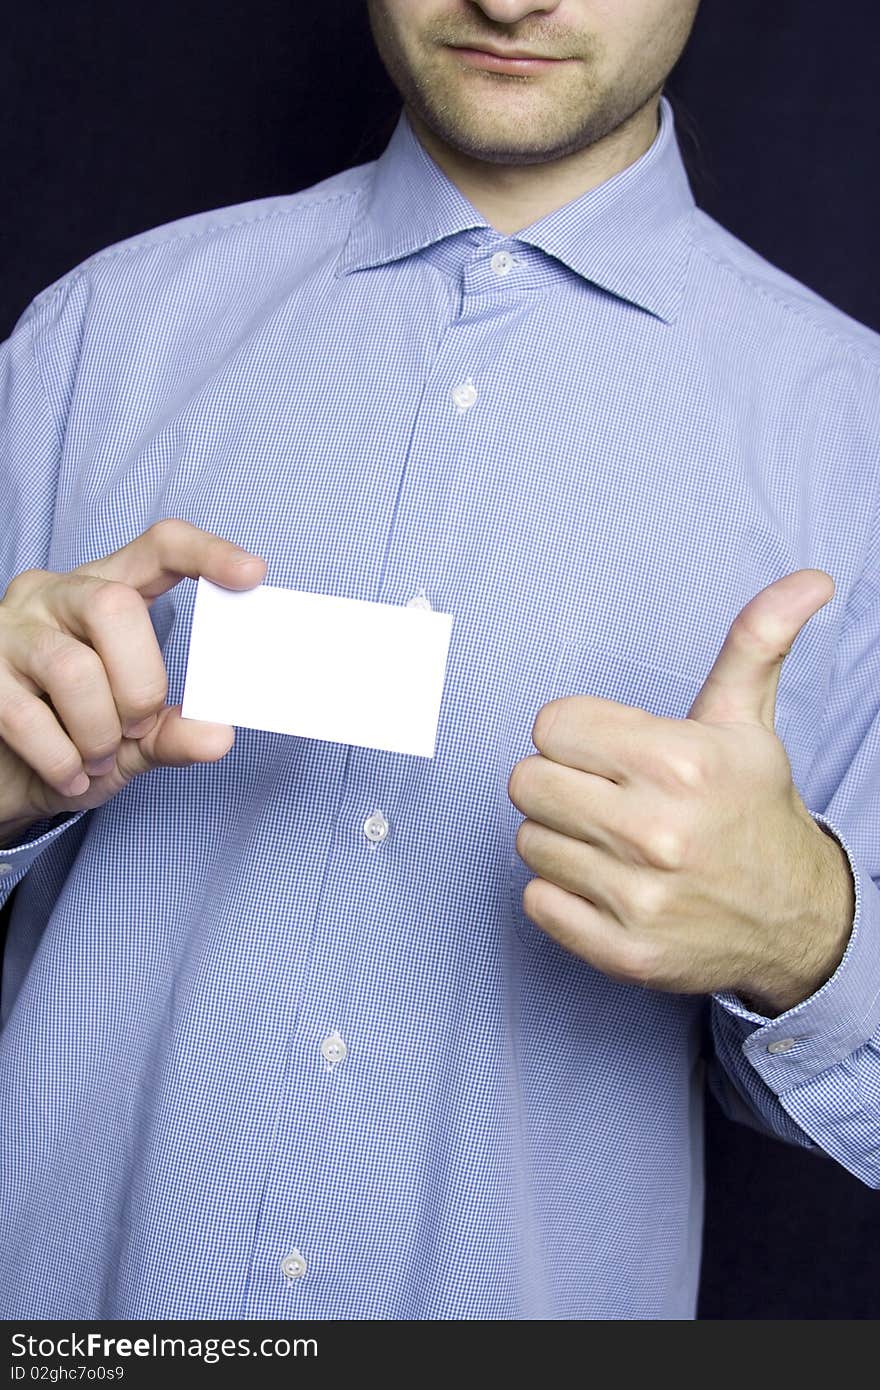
[739,826,855,1017]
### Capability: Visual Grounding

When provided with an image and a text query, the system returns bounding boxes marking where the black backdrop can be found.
[2,0,879,1319]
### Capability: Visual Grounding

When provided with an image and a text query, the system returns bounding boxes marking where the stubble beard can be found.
[370,20,660,168]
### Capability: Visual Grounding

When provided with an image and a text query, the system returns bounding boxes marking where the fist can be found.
[508,570,855,1015]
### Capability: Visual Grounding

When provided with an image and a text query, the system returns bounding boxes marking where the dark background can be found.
[2,0,879,1317]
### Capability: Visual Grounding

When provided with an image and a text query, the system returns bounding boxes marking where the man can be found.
[1,0,878,1321]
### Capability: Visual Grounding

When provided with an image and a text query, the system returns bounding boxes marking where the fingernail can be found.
[124,716,156,739]
[84,755,116,776]
[63,773,90,797]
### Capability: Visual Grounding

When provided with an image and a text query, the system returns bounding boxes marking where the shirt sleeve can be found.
[1,276,91,908]
[0,815,89,910]
[708,542,880,1189]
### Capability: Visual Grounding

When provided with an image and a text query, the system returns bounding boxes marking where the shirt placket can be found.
[238,240,539,1314]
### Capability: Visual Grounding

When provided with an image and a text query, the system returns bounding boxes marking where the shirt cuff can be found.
[0,813,86,885]
[712,809,880,1092]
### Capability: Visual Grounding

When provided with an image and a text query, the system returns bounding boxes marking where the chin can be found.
[422,96,574,158]
[433,116,592,166]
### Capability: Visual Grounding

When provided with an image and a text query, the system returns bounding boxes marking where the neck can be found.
[406,95,663,236]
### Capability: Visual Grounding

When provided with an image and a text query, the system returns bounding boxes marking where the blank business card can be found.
[181,578,454,758]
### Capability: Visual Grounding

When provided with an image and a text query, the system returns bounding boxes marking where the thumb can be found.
[78,518,266,602]
[687,569,835,730]
[119,704,234,777]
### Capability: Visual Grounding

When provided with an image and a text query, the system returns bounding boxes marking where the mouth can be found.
[445,44,576,75]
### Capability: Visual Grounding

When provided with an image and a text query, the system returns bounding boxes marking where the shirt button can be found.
[451,380,477,411]
[321,1031,348,1066]
[406,589,432,610]
[281,1249,307,1280]
[0,864,12,876]
[490,250,514,276]
[363,809,389,843]
[766,1037,797,1054]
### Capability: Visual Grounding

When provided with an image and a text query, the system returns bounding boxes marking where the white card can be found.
[181,579,454,758]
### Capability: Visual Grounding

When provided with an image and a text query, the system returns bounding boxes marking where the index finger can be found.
[77,518,267,600]
[531,694,651,783]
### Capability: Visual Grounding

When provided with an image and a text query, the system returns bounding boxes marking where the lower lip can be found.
[448,46,570,74]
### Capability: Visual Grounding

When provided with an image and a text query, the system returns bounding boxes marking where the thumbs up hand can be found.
[508,570,856,1016]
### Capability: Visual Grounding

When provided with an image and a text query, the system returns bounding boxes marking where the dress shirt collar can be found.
[338,94,696,323]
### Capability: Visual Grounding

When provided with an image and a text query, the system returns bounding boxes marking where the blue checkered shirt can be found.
[2,96,879,1320]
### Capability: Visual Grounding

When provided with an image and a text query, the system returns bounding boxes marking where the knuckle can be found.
[44,749,83,784]
[508,754,536,804]
[88,579,141,625]
[737,611,792,663]
[41,635,101,690]
[625,875,669,924]
[148,517,189,548]
[0,689,44,739]
[124,680,167,719]
[663,752,707,791]
[514,818,534,859]
[530,701,558,750]
[521,875,545,919]
[639,821,685,870]
[28,624,69,667]
[507,761,522,804]
[2,568,48,605]
[682,753,708,788]
[614,935,663,987]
